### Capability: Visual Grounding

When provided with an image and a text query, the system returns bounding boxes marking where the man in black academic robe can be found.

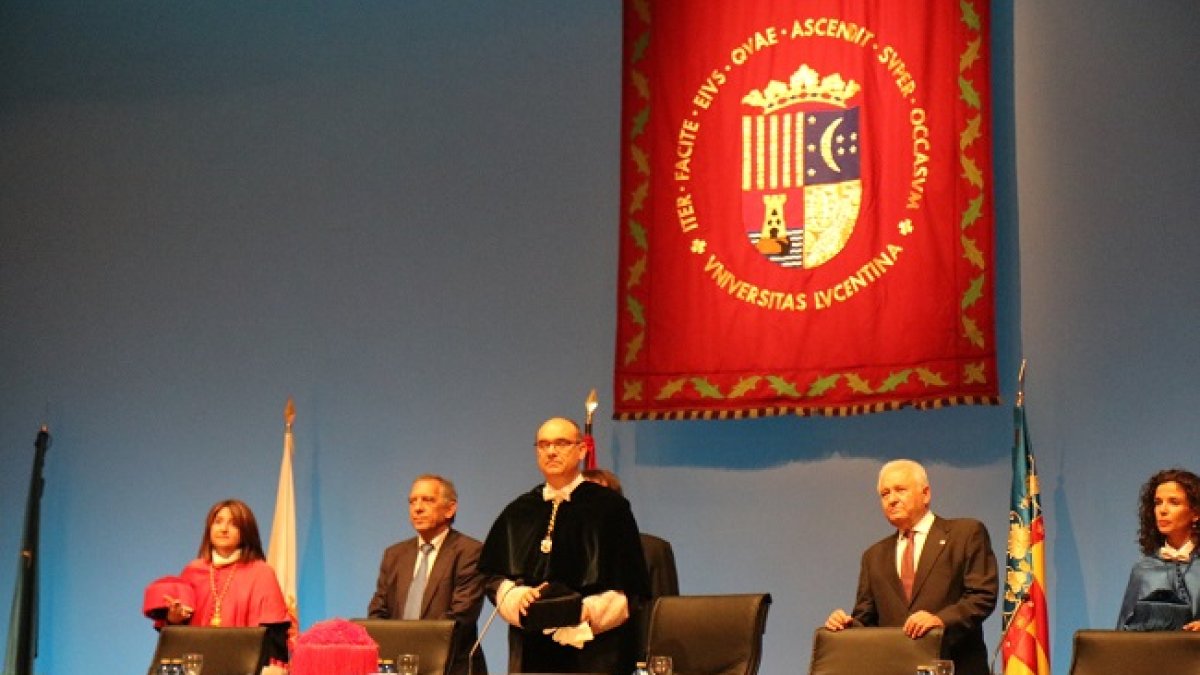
[479,417,650,674]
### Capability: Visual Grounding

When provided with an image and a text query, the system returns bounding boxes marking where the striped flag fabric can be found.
[267,398,299,645]
[1000,371,1051,675]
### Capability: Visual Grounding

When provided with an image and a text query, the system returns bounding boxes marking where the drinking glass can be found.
[648,655,674,675]
[932,659,955,675]
[397,653,419,675]
[181,653,204,675]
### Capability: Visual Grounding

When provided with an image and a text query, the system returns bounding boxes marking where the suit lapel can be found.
[422,531,456,616]
[911,516,949,602]
[395,540,419,613]
[880,532,908,605]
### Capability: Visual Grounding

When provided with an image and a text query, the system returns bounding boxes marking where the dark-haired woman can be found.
[145,499,292,660]
[1117,469,1200,631]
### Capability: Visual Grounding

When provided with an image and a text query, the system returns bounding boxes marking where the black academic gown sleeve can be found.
[478,481,650,674]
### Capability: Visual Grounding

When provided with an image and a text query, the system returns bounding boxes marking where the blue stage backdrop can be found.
[2,2,1199,673]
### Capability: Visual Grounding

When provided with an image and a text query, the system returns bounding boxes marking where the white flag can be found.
[267,398,299,641]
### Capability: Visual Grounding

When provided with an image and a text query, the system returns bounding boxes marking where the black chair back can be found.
[1069,629,1200,675]
[645,593,772,675]
[351,618,457,675]
[147,626,269,675]
[808,626,943,675]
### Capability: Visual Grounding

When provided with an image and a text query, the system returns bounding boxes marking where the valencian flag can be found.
[617,1,998,418]
[267,399,299,647]
[1000,365,1050,675]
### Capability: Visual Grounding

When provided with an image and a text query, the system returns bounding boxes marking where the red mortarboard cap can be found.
[142,576,195,618]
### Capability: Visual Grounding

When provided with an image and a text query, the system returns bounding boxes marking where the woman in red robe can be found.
[144,499,292,663]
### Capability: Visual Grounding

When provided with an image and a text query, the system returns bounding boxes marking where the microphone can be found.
[989,590,1028,675]
[469,583,516,675]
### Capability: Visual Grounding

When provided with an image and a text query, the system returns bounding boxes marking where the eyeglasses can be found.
[535,438,580,452]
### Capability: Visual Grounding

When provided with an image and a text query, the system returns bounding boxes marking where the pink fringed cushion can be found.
[290,618,379,675]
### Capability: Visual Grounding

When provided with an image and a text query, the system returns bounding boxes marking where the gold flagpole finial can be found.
[585,388,599,423]
[1016,359,1027,408]
[284,397,296,430]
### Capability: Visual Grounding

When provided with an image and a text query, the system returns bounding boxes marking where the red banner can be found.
[616,0,997,419]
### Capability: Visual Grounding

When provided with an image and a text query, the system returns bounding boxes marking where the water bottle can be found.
[633,661,650,675]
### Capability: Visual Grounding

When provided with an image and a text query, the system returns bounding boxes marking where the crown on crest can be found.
[741,64,861,114]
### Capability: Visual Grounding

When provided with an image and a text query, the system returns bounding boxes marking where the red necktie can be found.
[901,530,915,601]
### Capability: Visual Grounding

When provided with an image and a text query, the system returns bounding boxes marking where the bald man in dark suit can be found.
[369,474,487,675]
[825,460,998,675]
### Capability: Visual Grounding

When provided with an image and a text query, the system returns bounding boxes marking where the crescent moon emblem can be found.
[820,118,843,173]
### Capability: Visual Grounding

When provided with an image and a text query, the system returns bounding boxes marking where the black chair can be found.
[1069,629,1200,675]
[808,627,943,675]
[351,618,457,675]
[146,626,269,675]
[644,593,772,675]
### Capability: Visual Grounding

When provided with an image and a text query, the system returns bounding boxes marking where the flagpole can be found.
[4,426,51,675]
[1000,356,1026,641]
[1016,358,1026,408]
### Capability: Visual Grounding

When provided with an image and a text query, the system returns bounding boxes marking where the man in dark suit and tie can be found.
[369,474,487,675]
[824,459,998,675]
